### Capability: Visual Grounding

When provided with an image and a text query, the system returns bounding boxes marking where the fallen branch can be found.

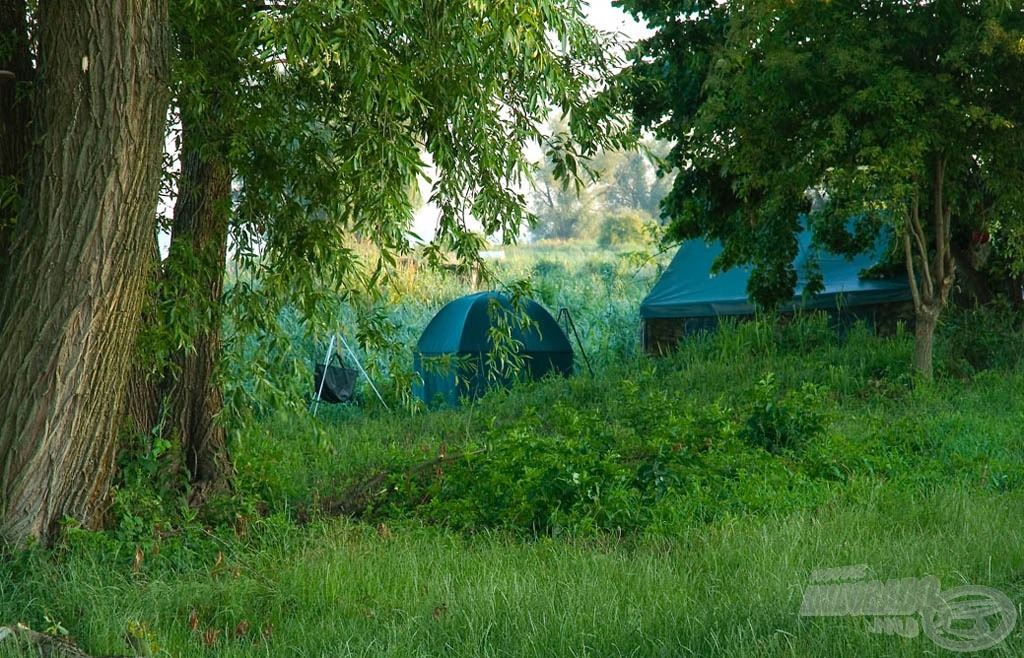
[320,446,488,517]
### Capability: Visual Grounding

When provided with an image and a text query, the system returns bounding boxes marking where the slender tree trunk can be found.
[912,304,940,376]
[125,241,163,438]
[126,5,241,508]
[0,0,33,285]
[163,114,233,504]
[0,1,169,545]
[902,157,955,380]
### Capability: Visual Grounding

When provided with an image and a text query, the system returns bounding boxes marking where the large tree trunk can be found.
[0,0,33,285]
[0,1,169,546]
[163,115,233,504]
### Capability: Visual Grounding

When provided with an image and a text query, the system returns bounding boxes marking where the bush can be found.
[937,300,1024,376]
[146,246,1024,543]
[353,364,854,535]
[741,373,833,454]
[596,209,651,248]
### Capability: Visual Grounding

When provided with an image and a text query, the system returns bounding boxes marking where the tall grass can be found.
[3,247,1023,658]
[219,272,1023,542]
[222,244,667,419]
[3,487,1021,657]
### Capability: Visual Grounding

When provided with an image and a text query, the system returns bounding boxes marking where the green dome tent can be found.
[413,291,573,408]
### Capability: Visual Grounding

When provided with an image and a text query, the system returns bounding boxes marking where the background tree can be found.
[130,0,627,503]
[597,209,650,248]
[0,1,169,544]
[528,134,671,242]
[600,140,674,221]
[528,150,606,241]
[620,0,1024,376]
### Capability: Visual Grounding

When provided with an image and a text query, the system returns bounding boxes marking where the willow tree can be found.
[125,0,256,505]
[0,1,169,545]
[132,0,625,498]
[620,0,1024,376]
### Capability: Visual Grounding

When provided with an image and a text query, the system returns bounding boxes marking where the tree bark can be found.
[123,7,240,508]
[162,114,234,504]
[124,243,163,439]
[0,0,169,545]
[902,157,955,380]
[912,304,940,377]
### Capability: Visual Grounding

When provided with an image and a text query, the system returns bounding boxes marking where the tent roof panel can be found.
[640,228,912,319]
[416,291,573,355]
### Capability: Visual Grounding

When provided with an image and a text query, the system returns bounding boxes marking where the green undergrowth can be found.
[222,314,1024,539]
[4,312,1024,657]
[223,245,664,418]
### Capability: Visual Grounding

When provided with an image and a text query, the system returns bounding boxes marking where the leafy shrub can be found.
[191,246,1024,543]
[355,366,852,535]
[111,429,186,540]
[357,378,720,534]
[741,373,832,454]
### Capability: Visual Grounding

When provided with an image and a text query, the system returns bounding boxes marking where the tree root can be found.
[0,623,144,658]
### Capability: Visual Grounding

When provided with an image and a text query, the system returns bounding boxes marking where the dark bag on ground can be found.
[314,354,357,403]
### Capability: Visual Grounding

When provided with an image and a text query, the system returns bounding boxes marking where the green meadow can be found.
[2,247,1022,657]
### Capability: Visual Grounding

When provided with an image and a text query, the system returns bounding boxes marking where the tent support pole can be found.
[337,333,389,409]
[557,307,593,376]
[312,334,336,417]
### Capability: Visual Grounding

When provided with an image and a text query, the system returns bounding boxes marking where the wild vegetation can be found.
[0,0,626,546]
[619,0,1024,376]
[2,247,1022,657]
[2,3,1023,657]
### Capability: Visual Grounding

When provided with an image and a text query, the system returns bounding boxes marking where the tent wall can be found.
[413,291,574,408]
[641,302,915,354]
[639,224,914,354]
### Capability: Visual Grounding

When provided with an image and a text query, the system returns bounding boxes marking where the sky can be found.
[409,2,652,243]
[584,0,651,40]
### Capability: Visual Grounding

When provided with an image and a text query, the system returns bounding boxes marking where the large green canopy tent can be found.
[640,229,912,352]
[414,291,573,408]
